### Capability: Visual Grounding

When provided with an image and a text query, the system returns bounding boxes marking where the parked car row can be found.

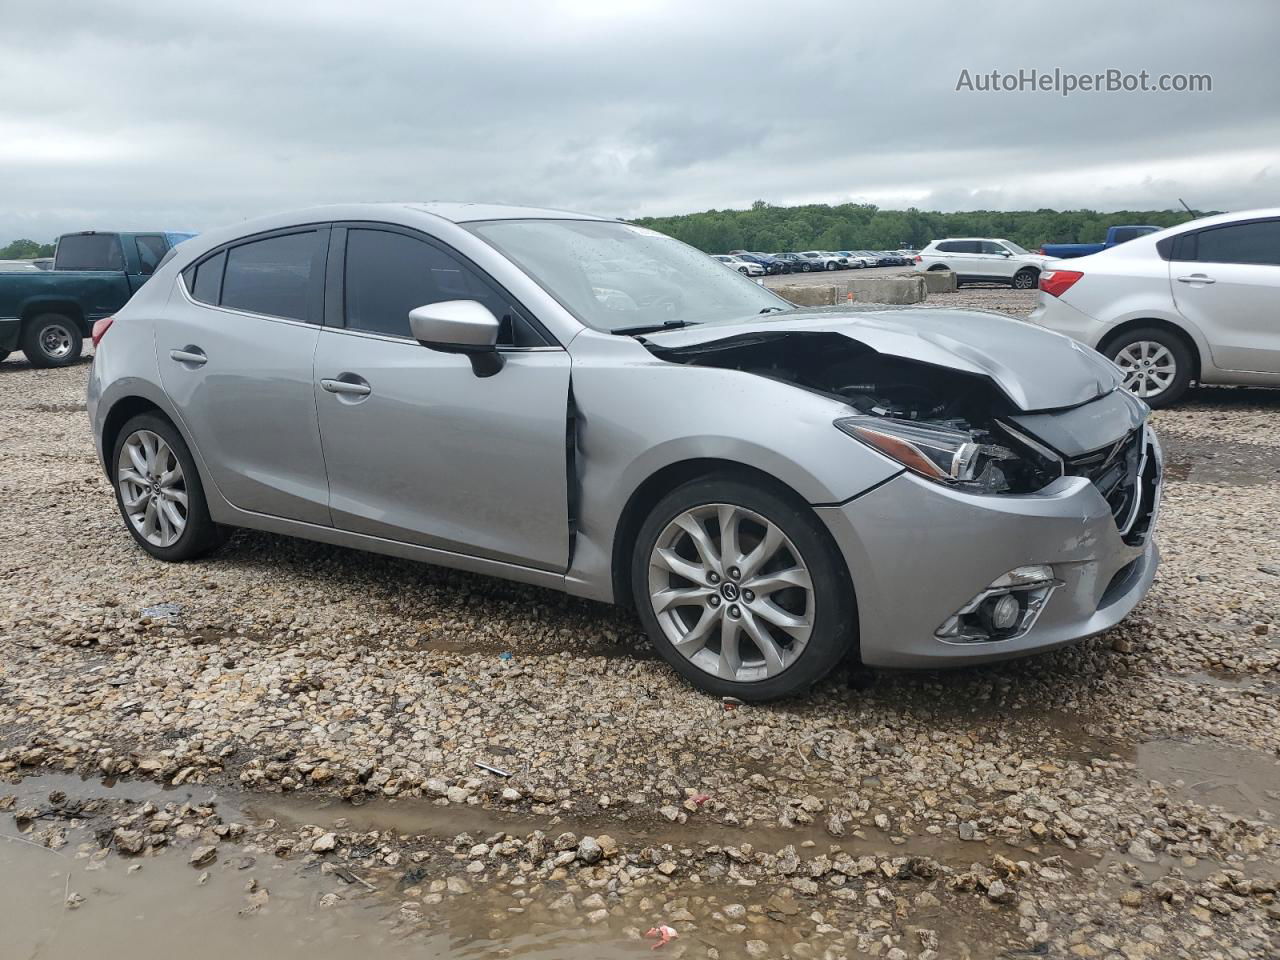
[717,249,917,274]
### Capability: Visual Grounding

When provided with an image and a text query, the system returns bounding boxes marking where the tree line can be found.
[0,239,55,259]
[632,201,1204,254]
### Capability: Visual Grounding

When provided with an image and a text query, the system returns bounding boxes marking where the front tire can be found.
[1103,328,1193,408]
[631,477,856,702]
[801,263,811,272]
[1012,268,1039,290]
[22,313,82,368]
[112,413,226,561]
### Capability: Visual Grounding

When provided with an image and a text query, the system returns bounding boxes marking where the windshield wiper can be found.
[759,306,786,314]
[613,320,697,336]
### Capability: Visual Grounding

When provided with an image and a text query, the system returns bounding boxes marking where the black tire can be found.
[801,263,811,272]
[737,266,749,275]
[22,313,82,368]
[1100,327,1194,408]
[631,476,856,702]
[1012,268,1039,290]
[825,262,837,271]
[111,412,227,561]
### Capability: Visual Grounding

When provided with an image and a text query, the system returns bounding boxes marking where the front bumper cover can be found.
[818,429,1162,668]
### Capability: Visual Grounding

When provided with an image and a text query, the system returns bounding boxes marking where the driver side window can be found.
[342,229,546,346]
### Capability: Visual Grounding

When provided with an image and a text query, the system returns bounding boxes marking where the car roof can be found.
[403,201,610,223]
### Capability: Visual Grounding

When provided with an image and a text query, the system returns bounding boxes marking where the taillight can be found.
[91,316,115,347]
[912,255,921,263]
[1039,270,1083,298]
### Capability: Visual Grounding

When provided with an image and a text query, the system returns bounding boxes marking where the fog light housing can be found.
[936,565,1061,644]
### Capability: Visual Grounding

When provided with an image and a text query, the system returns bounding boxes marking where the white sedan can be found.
[713,254,764,277]
[1029,208,1280,406]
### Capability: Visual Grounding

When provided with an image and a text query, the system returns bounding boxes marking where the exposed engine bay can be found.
[646,331,1066,494]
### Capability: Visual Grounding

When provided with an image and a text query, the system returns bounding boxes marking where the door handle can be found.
[320,376,372,397]
[169,347,207,366]
[1176,274,1215,284]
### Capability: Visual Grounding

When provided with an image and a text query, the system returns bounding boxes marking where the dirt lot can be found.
[2,291,1279,959]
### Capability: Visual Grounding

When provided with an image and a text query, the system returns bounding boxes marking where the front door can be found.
[313,225,572,571]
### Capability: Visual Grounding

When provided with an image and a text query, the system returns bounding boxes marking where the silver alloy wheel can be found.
[648,503,814,683]
[1114,341,1177,399]
[39,322,74,359]
[117,430,188,547]
[1013,271,1036,289]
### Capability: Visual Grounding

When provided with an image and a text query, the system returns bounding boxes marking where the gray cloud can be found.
[0,0,1277,241]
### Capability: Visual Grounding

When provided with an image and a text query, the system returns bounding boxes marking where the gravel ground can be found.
[2,298,1279,959]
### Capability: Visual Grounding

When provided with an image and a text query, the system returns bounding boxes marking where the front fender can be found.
[561,333,901,602]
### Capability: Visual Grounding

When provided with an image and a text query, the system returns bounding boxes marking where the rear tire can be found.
[631,476,856,702]
[22,313,82,368]
[111,413,227,561]
[1101,327,1193,408]
[1012,268,1039,290]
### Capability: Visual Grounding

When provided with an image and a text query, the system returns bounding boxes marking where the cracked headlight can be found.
[834,416,1019,493]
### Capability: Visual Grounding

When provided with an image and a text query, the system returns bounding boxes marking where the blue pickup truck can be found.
[1038,225,1159,260]
[0,230,193,367]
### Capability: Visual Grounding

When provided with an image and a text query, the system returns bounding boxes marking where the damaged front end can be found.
[645,329,1072,495]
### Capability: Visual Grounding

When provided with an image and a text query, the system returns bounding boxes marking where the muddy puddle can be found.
[2,772,1029,960]
[1137,739,1280,818]
[1,828,636,960]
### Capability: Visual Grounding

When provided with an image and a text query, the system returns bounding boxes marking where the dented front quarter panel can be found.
[561,329,903,601]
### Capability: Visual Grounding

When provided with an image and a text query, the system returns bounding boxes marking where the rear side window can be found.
[1181,220,1280,267]
[134,235,168,276]
[190,251,226,304]
[54,234,123,271]
[343,229,545,346]
[221,231,324,322]
[1111,227,1145,244]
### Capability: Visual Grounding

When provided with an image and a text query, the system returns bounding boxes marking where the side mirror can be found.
[408,300,505,378]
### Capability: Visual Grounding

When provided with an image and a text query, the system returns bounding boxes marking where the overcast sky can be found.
[1,0,1277,241]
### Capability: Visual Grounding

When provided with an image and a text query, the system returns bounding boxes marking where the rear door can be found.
[312,224,571,570]
[161,227,332,524]
[1170,217,1280,374]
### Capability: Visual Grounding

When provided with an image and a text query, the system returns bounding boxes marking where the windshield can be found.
[1002,240,1030,255]
[467,219,785,334]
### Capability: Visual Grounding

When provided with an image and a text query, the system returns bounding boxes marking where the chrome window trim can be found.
[315,322,564,353]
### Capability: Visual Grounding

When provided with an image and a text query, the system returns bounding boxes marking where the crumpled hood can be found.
[642,306,1122,412]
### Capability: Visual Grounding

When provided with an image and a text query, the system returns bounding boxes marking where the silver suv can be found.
[89,203,1162,701]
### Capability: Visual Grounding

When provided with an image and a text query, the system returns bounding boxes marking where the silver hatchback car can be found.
[88,203,1163,701]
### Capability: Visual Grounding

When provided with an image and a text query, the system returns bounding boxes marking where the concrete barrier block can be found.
[921,269,957,294]
[844,275,928,305]
[775,284,840,307]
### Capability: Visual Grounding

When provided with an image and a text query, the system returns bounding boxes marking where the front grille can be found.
[1064,429,1146,535]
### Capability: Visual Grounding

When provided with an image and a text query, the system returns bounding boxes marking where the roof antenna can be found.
[1178,198,1196,217]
